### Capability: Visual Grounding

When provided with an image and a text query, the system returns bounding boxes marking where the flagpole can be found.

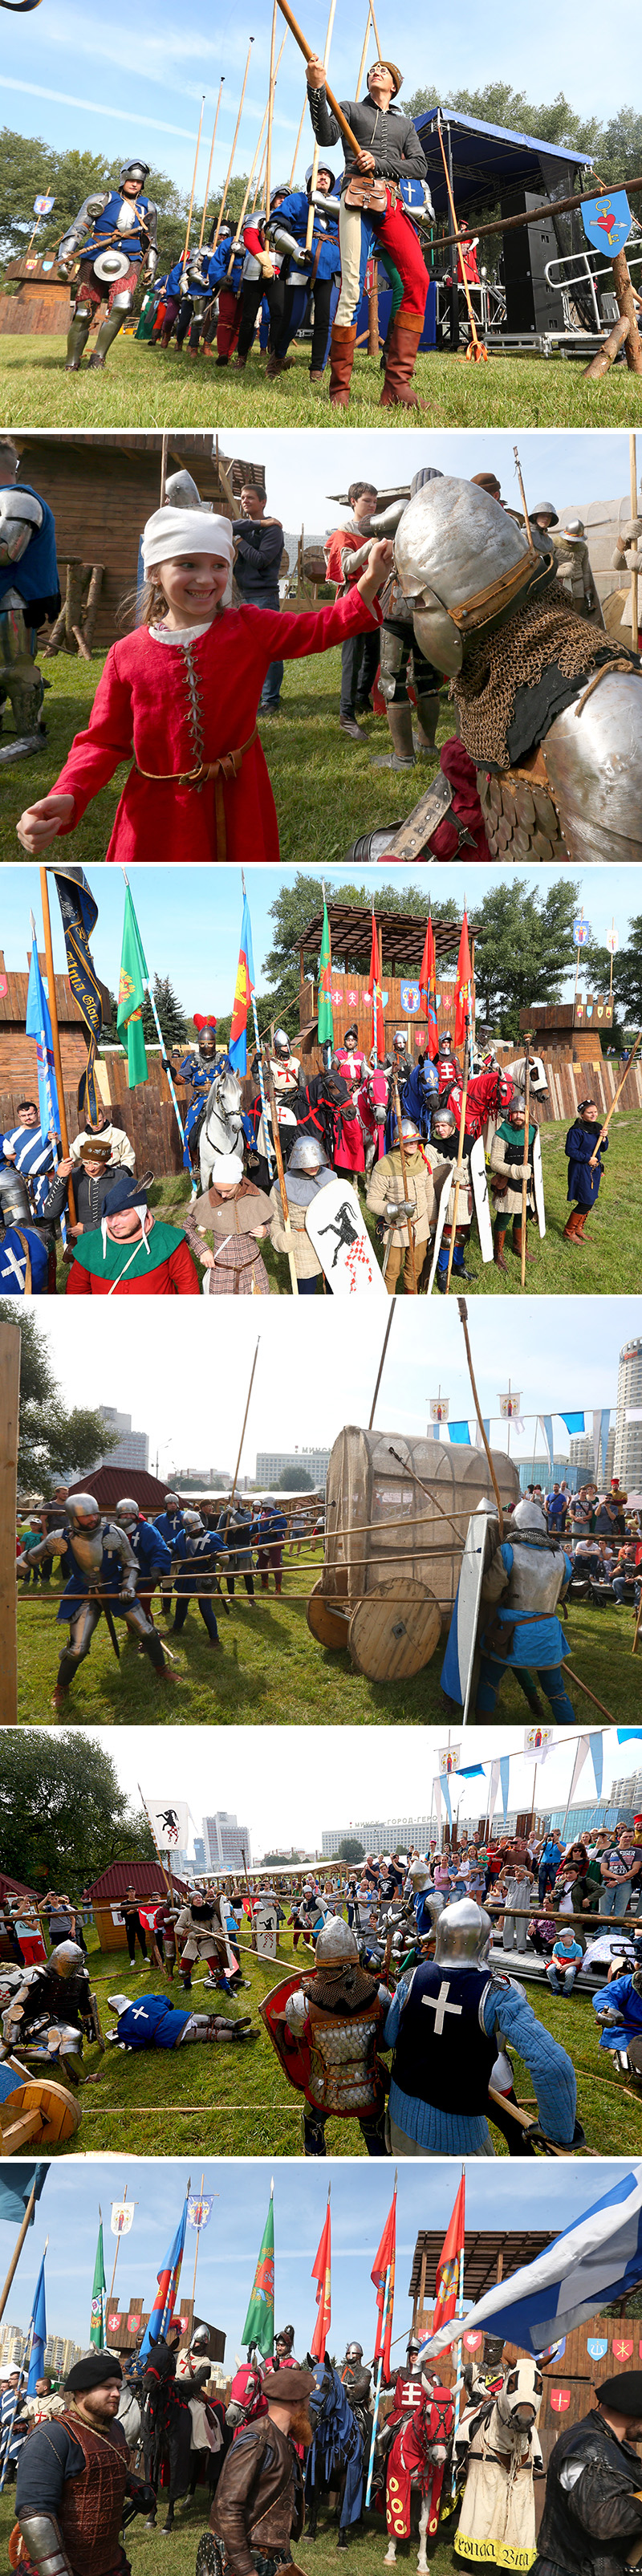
[211,39,255,254]
[445,1008,469,1294]
[449,2173,465,2501]
[198,81,225,247]
[365,2258,391,2507]
[108,2184,128,2303]
[242,868,274,1178]
[159,2178,191,2342]
[0,2185,39,2326]
[191,2172,205,2314]
[119,869,192,1190]
[0,2317,35,2492]
[28,910,67,1249]
[39,867,75,1224]
[182,95,205,266]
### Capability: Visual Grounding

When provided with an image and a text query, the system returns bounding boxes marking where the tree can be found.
[336,1836,365,1863]
[0,131,186,274]
[263,874,462,1027]
[0,1731,154,1891]
[0,1306,119,1493]
[278,1466,315,1489]
[474,876,581,1037]
[141,973,189,1049]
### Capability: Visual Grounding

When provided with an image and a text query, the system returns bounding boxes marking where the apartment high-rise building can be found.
[202,1813,251,1871]
[614,1339,642,1489]
[254,1449,329,1487]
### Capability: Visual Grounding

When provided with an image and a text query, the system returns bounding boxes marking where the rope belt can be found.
[135,723,258,859]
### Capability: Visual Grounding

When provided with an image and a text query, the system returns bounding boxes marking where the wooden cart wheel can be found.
[347,1578,441,1680]
[307,1579,351,1652]
[0,2076,81,2152]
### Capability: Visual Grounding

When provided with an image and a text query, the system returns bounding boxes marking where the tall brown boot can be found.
[380,311,426,410]
[329,323,357,408]
[494,1225,508,1274]
[563,1207,583,1245]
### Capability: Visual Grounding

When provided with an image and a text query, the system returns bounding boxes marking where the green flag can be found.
[242,2186,274,2356]
[317,897,334,1048]
[90,2211,107,2348]
[117,883,148,1088]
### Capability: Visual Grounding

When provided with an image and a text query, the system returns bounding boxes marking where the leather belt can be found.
[135,723,258,859]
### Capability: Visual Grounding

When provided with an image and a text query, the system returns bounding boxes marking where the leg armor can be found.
[124,1603,166,1672]
[56,1599,102,1691]
[88,289,133,368]
[0,604,44,750]
[379,619,412,705]
[66,310,92,370]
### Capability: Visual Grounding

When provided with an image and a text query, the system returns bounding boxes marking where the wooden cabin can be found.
[12,437,266,652]
[0,257,71,339]
[0,946,89,1096]
[84,1857,188,1955]
[296,902,482,1067]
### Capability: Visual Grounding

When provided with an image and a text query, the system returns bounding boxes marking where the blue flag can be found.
[560,1412,585,1436]
[52,865,104,1125]
[25,932,60,1143]
[0,2165,48,2226]
[27,2250,47,2394]
[449,1423,471,1445]
[229,889,255,1077]
[138,2192,189,2364]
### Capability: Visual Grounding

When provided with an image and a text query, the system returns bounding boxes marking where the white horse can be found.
[199,1066,245,1188]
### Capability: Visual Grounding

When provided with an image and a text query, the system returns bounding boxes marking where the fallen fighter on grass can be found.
[107,1992,258,2046]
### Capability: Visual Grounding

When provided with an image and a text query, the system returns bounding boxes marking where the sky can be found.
[49,1718,640,1859]
[2,0,637,197]
[0,855,634,1023]
[3,2155,635,2359]
[21,1294,638,1483]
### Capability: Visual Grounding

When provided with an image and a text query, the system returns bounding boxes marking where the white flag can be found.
[111,2202,134,2237]
[144,1798,189,1850]
[523,1726,554,1761]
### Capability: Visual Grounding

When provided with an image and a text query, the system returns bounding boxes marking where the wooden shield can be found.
[347,1578,441,1680]
[307,1580,351,1651]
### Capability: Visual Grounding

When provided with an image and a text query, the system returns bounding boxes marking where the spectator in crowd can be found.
[599,1834,636,1919]
[538,1830,563,1904]
[546,1923,583,1996]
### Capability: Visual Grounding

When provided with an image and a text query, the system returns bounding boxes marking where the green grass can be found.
[15,1544,641,1725]
[0,616,448,870]
[0,2492,461,2574]
[5,1916,642,2158]
[1,333,641,426]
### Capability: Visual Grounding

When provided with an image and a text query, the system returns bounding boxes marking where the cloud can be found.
[2,75,199,136]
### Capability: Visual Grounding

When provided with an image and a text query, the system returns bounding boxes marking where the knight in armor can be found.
[340,2343,372,2440]
[169,1511,226,1652]
[206,2364,314,2576]
[366,1111,436,1294]
[399,1058,440,1140]
[0,440,59,761]
[173,1887,242,1994]
[429,1100,476,1292]
[113,1497,171,1623]
[268,1134,337,1296]
[531,506,604,627]
[344,473,444,770]
[261,1916,391,2155]
[488,1091,540,1274]
[442,1498,575,1725]
[437,1034,461,1097]
[25,1491,172,1709]
[384,1896,577,2155]
[165,1013,217,1174]
[14,2346,155,2576]
[1,1099,58,1288]
[274,2328,299,2371]
[533,2373,642,2576]
[0,1940,94,2071]
[59,158,158,372]
[387,473,642,863]
[106,1989,254,2047]
[563,1099,607,1246]
[266,165,342,388]
[305,55,431,409]
[0,1161,51,1294]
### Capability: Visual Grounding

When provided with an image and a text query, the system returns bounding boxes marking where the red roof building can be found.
[67,1469,167,1513]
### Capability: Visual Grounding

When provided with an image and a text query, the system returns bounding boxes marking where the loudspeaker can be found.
[501,189,567,332]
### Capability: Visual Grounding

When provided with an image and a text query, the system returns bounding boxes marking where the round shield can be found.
[347,1578,441,1680]
[6,2076,81,2145]
[93,246,131,282]
[307,1579,350,1652]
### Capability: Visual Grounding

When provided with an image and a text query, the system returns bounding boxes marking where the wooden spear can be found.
[228,41,286,274]
[436,112,486,361]
[211,38,255,253]
[368,1302,396,1428]
[182,94,205,266]
[368,0,384,55]
[457,1298,504,1538]
[520,1038,531,1291]
[198,80,225,248]
[589,1024,642,1164]
[305,0,337,250]
[0,2180,39,2322]
[264,0,278,247]
[288,95,308,189]
[391,1073,417,1294]
[273,0,368,159]
[355,5,372,97]
[630,430,640,648]
[266,1067,299,1296]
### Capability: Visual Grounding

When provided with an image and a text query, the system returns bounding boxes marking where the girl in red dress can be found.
[18,507,392,864]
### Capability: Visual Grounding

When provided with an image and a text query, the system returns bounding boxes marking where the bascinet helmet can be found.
[434,1898,492,1970]
[164,1493,181,1510]
[191,2326,210,2354]
[275,2326,295,2350]
[433,1106,457,1136]
[67,1493,101,1535]
[394,477,535,678]
[409,1859,431,1891]
[182,1509,204,1533]
[48,1941,85,1981]
[288,1136,328,1174]
[315,1918,360,1969]
[343,1026,358,1048]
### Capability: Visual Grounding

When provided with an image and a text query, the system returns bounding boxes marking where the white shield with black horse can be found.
[254,1900,278,1960]
[199,1067,244,1188]
[305,1176,387,1294]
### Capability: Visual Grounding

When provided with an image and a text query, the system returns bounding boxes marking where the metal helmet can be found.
[508,1500,548,1542]
[182,1509,204,1533]
[119,160,150,185]
[164,1493,181,1510]
[193,1018,217,1060]
[274,1030,291,1058]
[433,1106,457,1135]
[434,1898,492,1970]
[0,1164,33,1227]
[531,502,559,526]
[394,477,533,677]
[564,517,585,538]
[393,1031,408,1052]
[48,1941,84,1981]
[506,1092,527,1122]
[438,1032,453,1053]
[116,1497,140,1526]
[191,2327,210,2354]
[345,2342,364,2361]
[343,1026,358,1048]
[67,1493,101,1534]
[399,1116,419,1141]
[407,2334,421,2355]
[409,1859,431,1891]
[288,1136,329,1175]
[315,1917,360,1968]
[165,469,203,511]
[275,2326,295,2350]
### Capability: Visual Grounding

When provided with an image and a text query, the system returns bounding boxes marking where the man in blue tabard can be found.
[107,1991,255,2048]
[113,1498,172,1624]
[266,165,342,388]
[58,157,158,371]
[26,1490,172,1707]
[169,1510,226,1649]
[384,1896,577,2155]
[441,1498,575,1723]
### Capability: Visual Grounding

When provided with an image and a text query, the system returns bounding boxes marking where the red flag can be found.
[371,2180,396,2377]
[311,2195,331,2359]
[433,2175,465,2334]
[419,911,439,1061]
[453,910,472,1050]
[367,912,385,1063]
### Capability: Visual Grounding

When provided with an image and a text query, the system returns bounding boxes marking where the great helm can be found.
[315,1918,360,1968]
[48,1941,85,1981]
[288,1136,328,1174]
[67,1493,101,1534]
[394,477,535,678]
[434,1898,493,1970]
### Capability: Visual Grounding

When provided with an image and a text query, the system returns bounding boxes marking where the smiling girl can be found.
[17,507,392,865]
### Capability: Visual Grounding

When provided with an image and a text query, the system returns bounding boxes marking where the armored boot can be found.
[87,308,127,368]
[329,323,357,408]
[380,311,426,410]
[512,1221,536,1265]
[494,1225,508,1274]
[415,691,441,754]
[65,311,91,371]
[371,702,416,770]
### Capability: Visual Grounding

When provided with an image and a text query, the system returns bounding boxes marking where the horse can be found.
[357,1070,388,1176]
[381,2377,454,2574]
[453,2356,543,2569]
[142,2348,227,2533]
[197,1065,245,1188]
[306,2355,369,2549]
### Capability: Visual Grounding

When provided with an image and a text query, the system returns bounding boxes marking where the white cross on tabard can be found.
[132,2005,148,2021]
[421,1980,462,2036]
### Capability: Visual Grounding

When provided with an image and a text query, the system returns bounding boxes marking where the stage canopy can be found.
[297,906,482,979]
[413,108,594,219]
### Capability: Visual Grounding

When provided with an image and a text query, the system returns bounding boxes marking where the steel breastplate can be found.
[542,672,642,861]
[506,1542,566,1615]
